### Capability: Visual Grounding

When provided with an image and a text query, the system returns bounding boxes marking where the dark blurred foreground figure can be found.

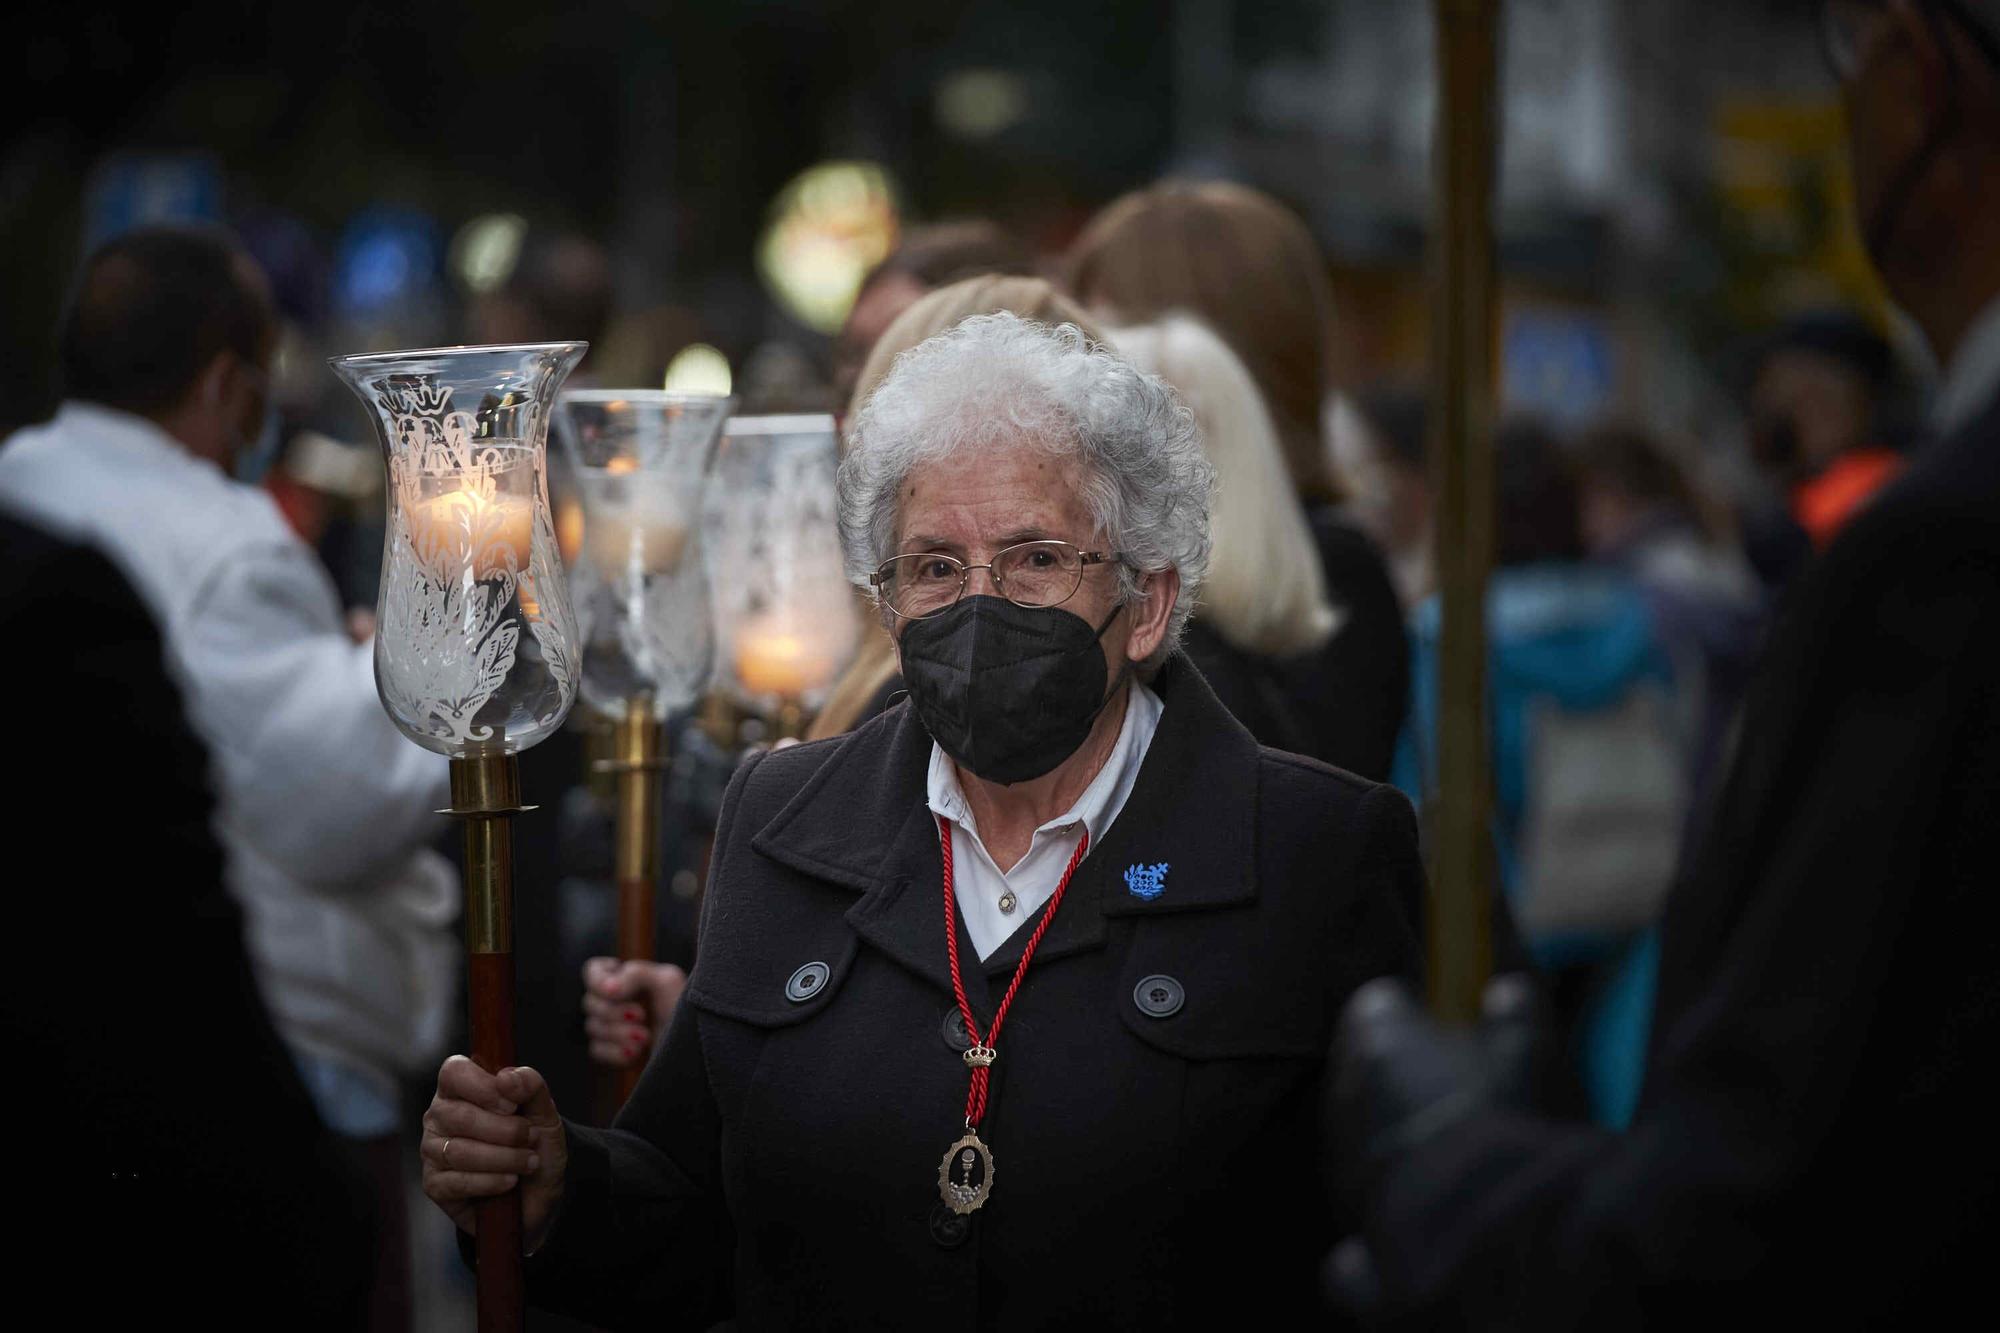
[1332,2,2000,1324]
[2,508,375,1327]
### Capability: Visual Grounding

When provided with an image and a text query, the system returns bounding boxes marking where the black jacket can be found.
[1353,389,2000,1327]
[1292,509,1411,781]
[525,655,1423,1330]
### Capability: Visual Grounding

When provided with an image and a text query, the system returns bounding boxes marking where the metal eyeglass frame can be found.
[870,540,1125,620]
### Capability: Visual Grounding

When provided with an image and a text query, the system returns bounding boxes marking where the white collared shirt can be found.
[926,680,1163,960]
[1936,293,2000,436]
[0,402,456,1093]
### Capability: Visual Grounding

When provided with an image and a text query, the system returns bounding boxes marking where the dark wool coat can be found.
[524,655,1423,1330]
[0,512,376,1327]
[1353,389,2000,1327]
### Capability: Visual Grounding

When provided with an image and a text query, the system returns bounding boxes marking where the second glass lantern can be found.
[558,387,733,1103]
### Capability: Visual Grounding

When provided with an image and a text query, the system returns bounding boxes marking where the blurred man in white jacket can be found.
[0,228,454,1216]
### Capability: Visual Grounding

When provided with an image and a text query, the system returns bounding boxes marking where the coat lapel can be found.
[751,701,976,1002]
[1091,655,1260,916]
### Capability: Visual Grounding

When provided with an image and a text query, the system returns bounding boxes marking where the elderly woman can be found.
[423,313,1422,1329]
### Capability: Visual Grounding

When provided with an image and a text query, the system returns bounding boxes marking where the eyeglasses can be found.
[1819,0,2000,81]
[870,539,1122,620]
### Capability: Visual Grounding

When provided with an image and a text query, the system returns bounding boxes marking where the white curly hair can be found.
[838,311,1214,664]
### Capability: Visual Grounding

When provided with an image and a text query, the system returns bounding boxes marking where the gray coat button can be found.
[1133,974,1184,1018]
[941,1008,974,1052]
[786,961,830,1002]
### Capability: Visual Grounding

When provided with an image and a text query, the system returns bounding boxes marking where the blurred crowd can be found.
[0,49,1967,1328]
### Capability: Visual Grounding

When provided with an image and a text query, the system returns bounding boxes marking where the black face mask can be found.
[899,595,1125,786]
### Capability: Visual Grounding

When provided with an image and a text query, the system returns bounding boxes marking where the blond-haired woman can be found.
[1067,181,1409,779]
[1108,314,1338,753]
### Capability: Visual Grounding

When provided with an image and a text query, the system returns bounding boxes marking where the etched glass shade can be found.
[556,390,734,720]
[703,414,862,710]
[329,342,585,757]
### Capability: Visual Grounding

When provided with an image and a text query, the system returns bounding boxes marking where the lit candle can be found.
[734,619,840,699]
[586,510,689,576]
[407,486,535,579]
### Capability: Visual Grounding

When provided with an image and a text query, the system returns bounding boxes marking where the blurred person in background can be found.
[1394,419,1680,1124]
[1332,2,2000,1322]
[1326,385,1435,610]
[1109,313,1338,754]
[469,227,615,380]
[828,219,1033,414]
[1573,421,1766,824]
[424,313,1421,1328]
[0,225,455,1331]
[5,505,376,1329]
[1744,309,1908,573]
[1066,180,1409,780]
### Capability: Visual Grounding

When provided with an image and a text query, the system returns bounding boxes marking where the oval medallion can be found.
[938,1131,995,1215]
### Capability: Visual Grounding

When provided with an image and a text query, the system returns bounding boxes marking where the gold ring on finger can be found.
[442,1138,452,1168]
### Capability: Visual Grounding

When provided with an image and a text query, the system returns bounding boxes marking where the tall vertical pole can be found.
[1428,0,1501,1023]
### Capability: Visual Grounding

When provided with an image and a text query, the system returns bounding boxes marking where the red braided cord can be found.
[937,813,1091,1128]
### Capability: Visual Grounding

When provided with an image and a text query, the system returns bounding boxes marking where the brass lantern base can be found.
[593,696,666,1105]
[443,750,533,956]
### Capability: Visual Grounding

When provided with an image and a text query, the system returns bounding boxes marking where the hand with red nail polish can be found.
[582,956,688,1069]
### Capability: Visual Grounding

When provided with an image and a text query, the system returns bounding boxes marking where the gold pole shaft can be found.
[603,696,664,1104]
[1428,0,1501,1023]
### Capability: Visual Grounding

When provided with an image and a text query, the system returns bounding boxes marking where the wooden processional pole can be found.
[449,752,528,1332]
[1427,0,1501,1023]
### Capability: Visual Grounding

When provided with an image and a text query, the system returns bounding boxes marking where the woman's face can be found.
[889,441,1176,676]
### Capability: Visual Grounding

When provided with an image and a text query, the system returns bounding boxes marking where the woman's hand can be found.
[582,957,688,1068]
[421,1058,567,1250]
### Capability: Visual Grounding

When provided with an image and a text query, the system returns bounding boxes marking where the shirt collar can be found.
[925,679,1160,850]
[1935,293,2000,436]
[55,400,222,475]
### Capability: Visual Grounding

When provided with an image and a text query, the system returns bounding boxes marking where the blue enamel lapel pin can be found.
[1124,862,1169,901]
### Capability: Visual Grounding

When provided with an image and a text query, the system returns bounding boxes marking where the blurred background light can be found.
[450,212,529,296]
[934,68,1029,141]
[333,208,444,322]
[755,160,899,335]
[663,342,733,396]
[82,152,222,247]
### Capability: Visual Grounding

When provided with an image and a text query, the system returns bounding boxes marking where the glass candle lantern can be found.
[556,390,736,720]
[704,413,862,717]
[329,342,586,757]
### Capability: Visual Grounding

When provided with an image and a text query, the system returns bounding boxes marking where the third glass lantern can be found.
[704,413,862,735]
